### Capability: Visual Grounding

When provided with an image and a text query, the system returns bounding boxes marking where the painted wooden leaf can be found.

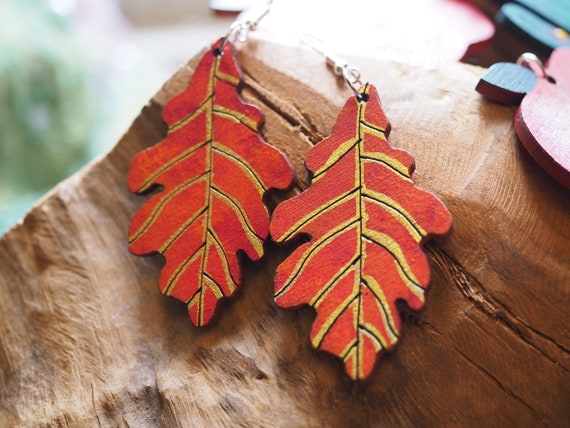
[270,84,452,380]
[128,38,294,326]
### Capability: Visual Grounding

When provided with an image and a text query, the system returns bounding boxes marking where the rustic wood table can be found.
[1,30,568,426]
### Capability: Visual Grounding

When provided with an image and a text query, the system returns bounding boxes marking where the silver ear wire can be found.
[516,52,557,84]
[516,52,547,77]
[219,0,273,51]
[300,35,365,100]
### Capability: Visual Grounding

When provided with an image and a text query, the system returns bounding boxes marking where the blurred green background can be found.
[0,1,95,232]
[0,0,232,234]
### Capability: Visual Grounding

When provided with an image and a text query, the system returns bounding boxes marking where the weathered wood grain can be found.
[0,36,568,427]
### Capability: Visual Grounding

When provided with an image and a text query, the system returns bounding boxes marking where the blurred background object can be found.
[470,0,570,63]
[262,0,495,62]
[0,0,95,231]
[0,0,232,233]
[496,1,570,54]
[209,0,261,15]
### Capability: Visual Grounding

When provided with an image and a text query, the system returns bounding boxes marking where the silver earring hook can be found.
[300,35,365,100]
[516,52,547,78]
[219,0,273,51]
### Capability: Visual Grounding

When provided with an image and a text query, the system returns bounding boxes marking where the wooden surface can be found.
[1,36,569,426]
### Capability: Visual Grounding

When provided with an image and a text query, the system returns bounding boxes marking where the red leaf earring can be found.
[270,41,452,380]
[128,7,295,326]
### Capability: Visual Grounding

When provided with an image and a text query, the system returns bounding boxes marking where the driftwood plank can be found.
[0,37,568,427]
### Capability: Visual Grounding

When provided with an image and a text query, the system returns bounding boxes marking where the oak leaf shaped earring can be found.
[127,4,295,326]
[270,40,453,380]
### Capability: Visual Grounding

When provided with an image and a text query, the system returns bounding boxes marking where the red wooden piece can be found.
[128,38,295,326]
[515,47,570,188]
[270,84,452,381]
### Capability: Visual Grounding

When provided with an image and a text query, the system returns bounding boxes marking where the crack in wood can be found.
[242,72,323,145]
[428,246,570,372]
[454,346,542,422]
[240,71,318,198]
[91,382,103,428]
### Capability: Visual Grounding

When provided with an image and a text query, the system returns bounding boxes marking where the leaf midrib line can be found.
[198,54,223,326]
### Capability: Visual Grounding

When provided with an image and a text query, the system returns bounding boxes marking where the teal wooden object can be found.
[475,62,538,104]
[513,0,570,33]
[497,1,570,52]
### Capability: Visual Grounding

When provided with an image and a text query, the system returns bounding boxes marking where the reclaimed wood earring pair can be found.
[127,30,452,379]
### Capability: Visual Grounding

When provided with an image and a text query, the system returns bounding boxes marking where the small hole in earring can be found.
[358,93,370,103]
[213,48,223,57]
